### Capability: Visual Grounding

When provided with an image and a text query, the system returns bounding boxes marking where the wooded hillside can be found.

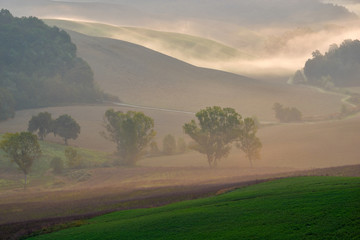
[0,9,105,121]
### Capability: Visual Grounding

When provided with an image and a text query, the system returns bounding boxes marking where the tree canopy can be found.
[183,106,242,167]
[273,103,302,122]
[295,39,360,87]
[53,114,81,145]
[103,109,156,166]
[28,112,53,140]
[0,132,41,188]
[0,9,107,121]
[237,118,262,167]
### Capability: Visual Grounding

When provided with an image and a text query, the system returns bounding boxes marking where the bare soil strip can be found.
[0,164,359,240]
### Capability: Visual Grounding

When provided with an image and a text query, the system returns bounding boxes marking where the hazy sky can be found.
[2,0,359,76]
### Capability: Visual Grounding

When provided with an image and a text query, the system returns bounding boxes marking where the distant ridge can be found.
[66,30,343,120]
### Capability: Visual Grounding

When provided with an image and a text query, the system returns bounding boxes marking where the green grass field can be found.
[28,176,360,240]
[0,134,110,190]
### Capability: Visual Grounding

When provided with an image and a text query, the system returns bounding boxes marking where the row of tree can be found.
[149,135,187,156]
[0,106,262,189]
[103,106,262,168]
[28,112,80,145]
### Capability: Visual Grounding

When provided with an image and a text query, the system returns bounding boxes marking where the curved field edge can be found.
[28,176,360,240]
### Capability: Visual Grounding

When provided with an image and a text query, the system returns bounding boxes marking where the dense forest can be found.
[293,39,360,88]
[0,9,107,121]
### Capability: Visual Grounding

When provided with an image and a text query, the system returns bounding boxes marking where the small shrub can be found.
[273,103,302,122]
[163,134,176,155]
[50,157,64,174]
[65,147,83,169]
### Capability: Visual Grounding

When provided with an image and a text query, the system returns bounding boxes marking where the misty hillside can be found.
[2,0,355,28]
[293,39,360,87]
[67,30,343,120]
[44,19,254,65]
[3,0,360,77]
[0,10,103,121]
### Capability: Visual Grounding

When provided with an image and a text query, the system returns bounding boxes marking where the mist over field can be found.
[1,1,360,239]
[2,0,360,76]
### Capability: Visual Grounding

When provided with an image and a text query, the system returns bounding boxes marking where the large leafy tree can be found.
[237,118,262,167]
[53,114,80,145]
[103,109,156,166]
[0,132,41,189]
[183,106,242,167]
[28,112,53,140]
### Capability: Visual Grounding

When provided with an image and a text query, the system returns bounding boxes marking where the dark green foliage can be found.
[299,39,360,87]
[53,115,80,145]
[103,109,156,166]
[28,112,53,140]
[27,177,360,240]
[50,157,64,174]
[0,132,41,188]
[273,102,302,122]
[0,9,103,121]
[184,106,242,167]
[237,117,262,167]
[162,134,176,155]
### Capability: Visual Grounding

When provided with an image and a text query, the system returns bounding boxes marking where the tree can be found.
[163,134,176,155]
[183,106,242,167]
[64,147,83,168]
[102,109,156,166]
[273,103,302,122]
[237,118,262,167]
[0,132,41,189]
[53,114,80,145]
[28,112,53,140]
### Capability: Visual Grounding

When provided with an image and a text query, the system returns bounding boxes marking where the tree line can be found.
[28,112,80,145]
[293,39,360,88]
[0,106,262,189]
[103,106,261,168]
[0,9,113,121]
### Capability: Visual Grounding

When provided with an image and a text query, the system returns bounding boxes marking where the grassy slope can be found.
[43,19,252,62]
[28,176,360,240]
[0,134,109,190]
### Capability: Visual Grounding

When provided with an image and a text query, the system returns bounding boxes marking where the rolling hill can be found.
[57,30,343,121]
[44,19,253,64]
